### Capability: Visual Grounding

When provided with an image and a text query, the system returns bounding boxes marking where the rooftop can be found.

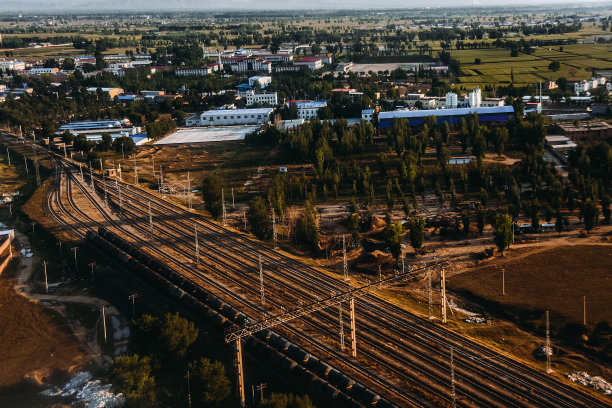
[201,108,273,117]
[379,106,514,119]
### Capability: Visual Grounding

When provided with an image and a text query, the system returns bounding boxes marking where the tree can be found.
[294,200,319,251]
[201,173,224,219]
[601,195,611,224]
[100,132,113,151]
[461,210,471,236]
[248,196,272,240]
[158,312,198,359]
[529,200,540,232]
[109,355,156,407]
[259,393,315,408]
[555,210,564,236]
[349,212,360,244]
[384,221,404,259]
[548,61,561,72]
[408,217,425,254]
[582,198,599,232]
[189,358,231,407]
[112,136,136,155]
[493,213,513,255]
[476,204,486,234]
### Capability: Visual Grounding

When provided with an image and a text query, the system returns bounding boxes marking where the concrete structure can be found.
[187,108,273,127]
[445,92,458,109]
[27,67,59,74]
[378,106,515,128]
[245,92,278,106]
[154,126,258,144]
[222,57,272,73]
[274,66,302,73]
[175,67,213,76]
[468,87,482,108]
[481,98,505,107]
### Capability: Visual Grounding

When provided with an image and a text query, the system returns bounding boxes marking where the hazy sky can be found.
[0,0,609,12]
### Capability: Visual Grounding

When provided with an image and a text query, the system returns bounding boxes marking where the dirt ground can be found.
[450,244,612,327]
[0,261,85,387]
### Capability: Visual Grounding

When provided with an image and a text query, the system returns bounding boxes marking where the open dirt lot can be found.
[450,244,612,328]
[0,262,84,387]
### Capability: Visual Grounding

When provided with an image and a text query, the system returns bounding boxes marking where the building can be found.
[246,92,278,106]
[188,108,273,127]
[58,119,141,141]
[274,66,302,73]
[258,54,293,63]
[293,56,333,70]
[445,92,458,109]
[480,98,505,107]
[288,101,328,120]
[378,106,515,128]
[0,59,26,71]
[175,67,213,76]
[362,109,375,123]
[249,76,272,88]
[468,87,482,108]
[27,67,59,75]
[552,121,612,142]
[86,87,125,99]
[222,57,272,73]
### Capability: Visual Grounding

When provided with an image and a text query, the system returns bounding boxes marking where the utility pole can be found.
[259,255,265,306]
[339,301,345,350]
[441,268,447,324]
[256,382,267,402]
[243,211,247,230]
[35,161,41,187]
[186,171,191,209]
[99,158,103,172]
[57,241,62,256]
[42,261,48,294]
[546,310,552,373]
[133,156,138,186]
[222,188,227,227]
[118,185,123,211]
[102,306,107,343]
[129,294,138,318]
[401,252,405,275]
[148,201,154,240]
[30,221,36,234]
[71,246,78,272]
[450,346,456,408]
[23,156,28,177]
[89,261,96,282]
[194,224,199,266]
[502,268,505,296]
[342,235,348,280]
[79,162,83,180]
[231,187,235,209]
[583,295,586,326]
[151,156,155,178]
[235,337,246,408]
[378,265,382,290]
[272,208,277,249]
[6,147,10,166]
[187,370,192,408]
[428,270,433,319]
[349,296,357,357]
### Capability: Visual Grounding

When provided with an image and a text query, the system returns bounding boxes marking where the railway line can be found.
[11,135,610,408]
[75,161,611,408]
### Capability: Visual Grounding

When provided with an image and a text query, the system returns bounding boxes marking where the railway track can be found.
[17,139,611,408]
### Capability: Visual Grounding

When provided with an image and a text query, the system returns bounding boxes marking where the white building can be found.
[188,108,273,127]
[294,57,322,70]
[468,87,482,108]
[176,67,213,76]
[249,76,272,88]
[246,92,278,106]
[362,109,374,123]
[445,92,458,109]
[0,59,26,71]
[293,101,327,120]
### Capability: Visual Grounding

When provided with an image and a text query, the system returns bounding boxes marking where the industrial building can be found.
[378,106,515,128]
[57,119,142,141]
[186,108,273,127]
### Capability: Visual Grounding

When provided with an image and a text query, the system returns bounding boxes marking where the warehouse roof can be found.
[200,108,273,117]
[379,106,514,120]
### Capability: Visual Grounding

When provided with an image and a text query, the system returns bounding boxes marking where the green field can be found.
[453,43,612,88]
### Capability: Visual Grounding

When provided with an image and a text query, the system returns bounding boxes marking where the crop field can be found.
[450,245,612,330]
[453,43,612,88]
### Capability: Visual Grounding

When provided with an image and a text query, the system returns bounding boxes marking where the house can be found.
[288,100,327,120]
[362,109,375,123]
[248,76,272,88]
